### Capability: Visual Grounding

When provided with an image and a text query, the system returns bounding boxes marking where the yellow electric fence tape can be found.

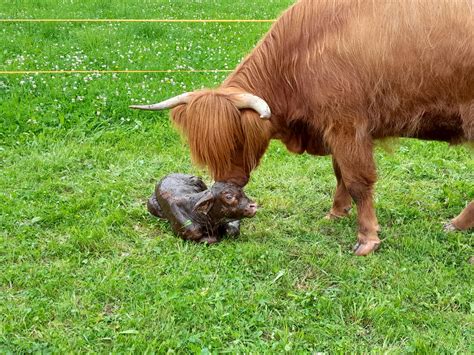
[0,70,233,75]
[0,19,274,23]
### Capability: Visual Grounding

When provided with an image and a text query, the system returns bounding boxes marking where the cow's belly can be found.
[405,111,465,143]
[373,109,467,144]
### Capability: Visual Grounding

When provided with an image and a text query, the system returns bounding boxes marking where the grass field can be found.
[1,0,473,352]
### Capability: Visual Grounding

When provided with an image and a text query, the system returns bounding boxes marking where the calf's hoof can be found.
[198,236,219,244]
[224,221,241,237]
[353,240,381,256]
[182,224,204,241]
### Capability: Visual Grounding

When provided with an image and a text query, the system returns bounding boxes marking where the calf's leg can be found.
[223,220,241,237]
[166,202,207,242]
[326,156,352,219]
[445,201,474,231]
[330,134,380,256]
[147,193,164,218]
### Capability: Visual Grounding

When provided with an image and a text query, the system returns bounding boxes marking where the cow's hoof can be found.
[325,207,351,220]
[444,222,458,232]
[353,240,380,256]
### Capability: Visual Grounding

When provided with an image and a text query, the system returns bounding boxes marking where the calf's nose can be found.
[244,203,258,217]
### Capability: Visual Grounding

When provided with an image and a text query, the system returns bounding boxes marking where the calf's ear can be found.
[193,191,214,215]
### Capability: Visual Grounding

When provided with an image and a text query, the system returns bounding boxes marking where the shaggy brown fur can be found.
[169,0,474,255]
[172,89,272,183]
[452,202,474,230]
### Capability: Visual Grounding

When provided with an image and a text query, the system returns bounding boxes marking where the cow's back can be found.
[342,0,474,99]
[275,0,474,138]
[229,0,474,112]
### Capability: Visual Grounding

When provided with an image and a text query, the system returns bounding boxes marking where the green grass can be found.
[1,1,473,353]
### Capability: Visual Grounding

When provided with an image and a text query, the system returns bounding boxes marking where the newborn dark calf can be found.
[147,174,257,243]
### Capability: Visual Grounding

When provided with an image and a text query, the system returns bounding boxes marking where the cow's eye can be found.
[224,193,234,202]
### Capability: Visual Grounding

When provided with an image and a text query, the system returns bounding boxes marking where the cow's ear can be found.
[170,104,188,128]
[194,191,214,215]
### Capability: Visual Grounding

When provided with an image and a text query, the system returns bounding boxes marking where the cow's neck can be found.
[223,47,329,156]
[223,48,296,122]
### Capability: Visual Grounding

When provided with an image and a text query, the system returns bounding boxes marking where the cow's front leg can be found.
[326,156,352,219]
[445,201,474,231]
[330,134,380,256]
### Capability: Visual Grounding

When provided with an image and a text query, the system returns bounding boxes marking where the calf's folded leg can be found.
[219,220,241,237]
[167,202,219,244]
[167,202,206,241]
[147,194,164,218]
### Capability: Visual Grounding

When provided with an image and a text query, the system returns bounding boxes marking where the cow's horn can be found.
[129,92,192,111]
[233,93,271,119]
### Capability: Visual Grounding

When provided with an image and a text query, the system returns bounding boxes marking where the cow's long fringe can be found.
[171,89,271,180]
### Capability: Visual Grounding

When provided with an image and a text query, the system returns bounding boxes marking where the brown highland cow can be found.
[132,0,474,256]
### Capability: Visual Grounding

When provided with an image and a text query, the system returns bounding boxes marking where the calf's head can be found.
[193,182,258,221]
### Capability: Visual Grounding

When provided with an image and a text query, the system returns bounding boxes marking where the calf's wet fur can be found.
[147,174,257,243]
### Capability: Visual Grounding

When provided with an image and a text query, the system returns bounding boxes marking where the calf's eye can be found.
[224,193,235,202]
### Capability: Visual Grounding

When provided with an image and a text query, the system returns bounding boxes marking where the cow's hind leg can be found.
[326,156,352,219]
[329,132,380,256]
[445,201,474,231]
